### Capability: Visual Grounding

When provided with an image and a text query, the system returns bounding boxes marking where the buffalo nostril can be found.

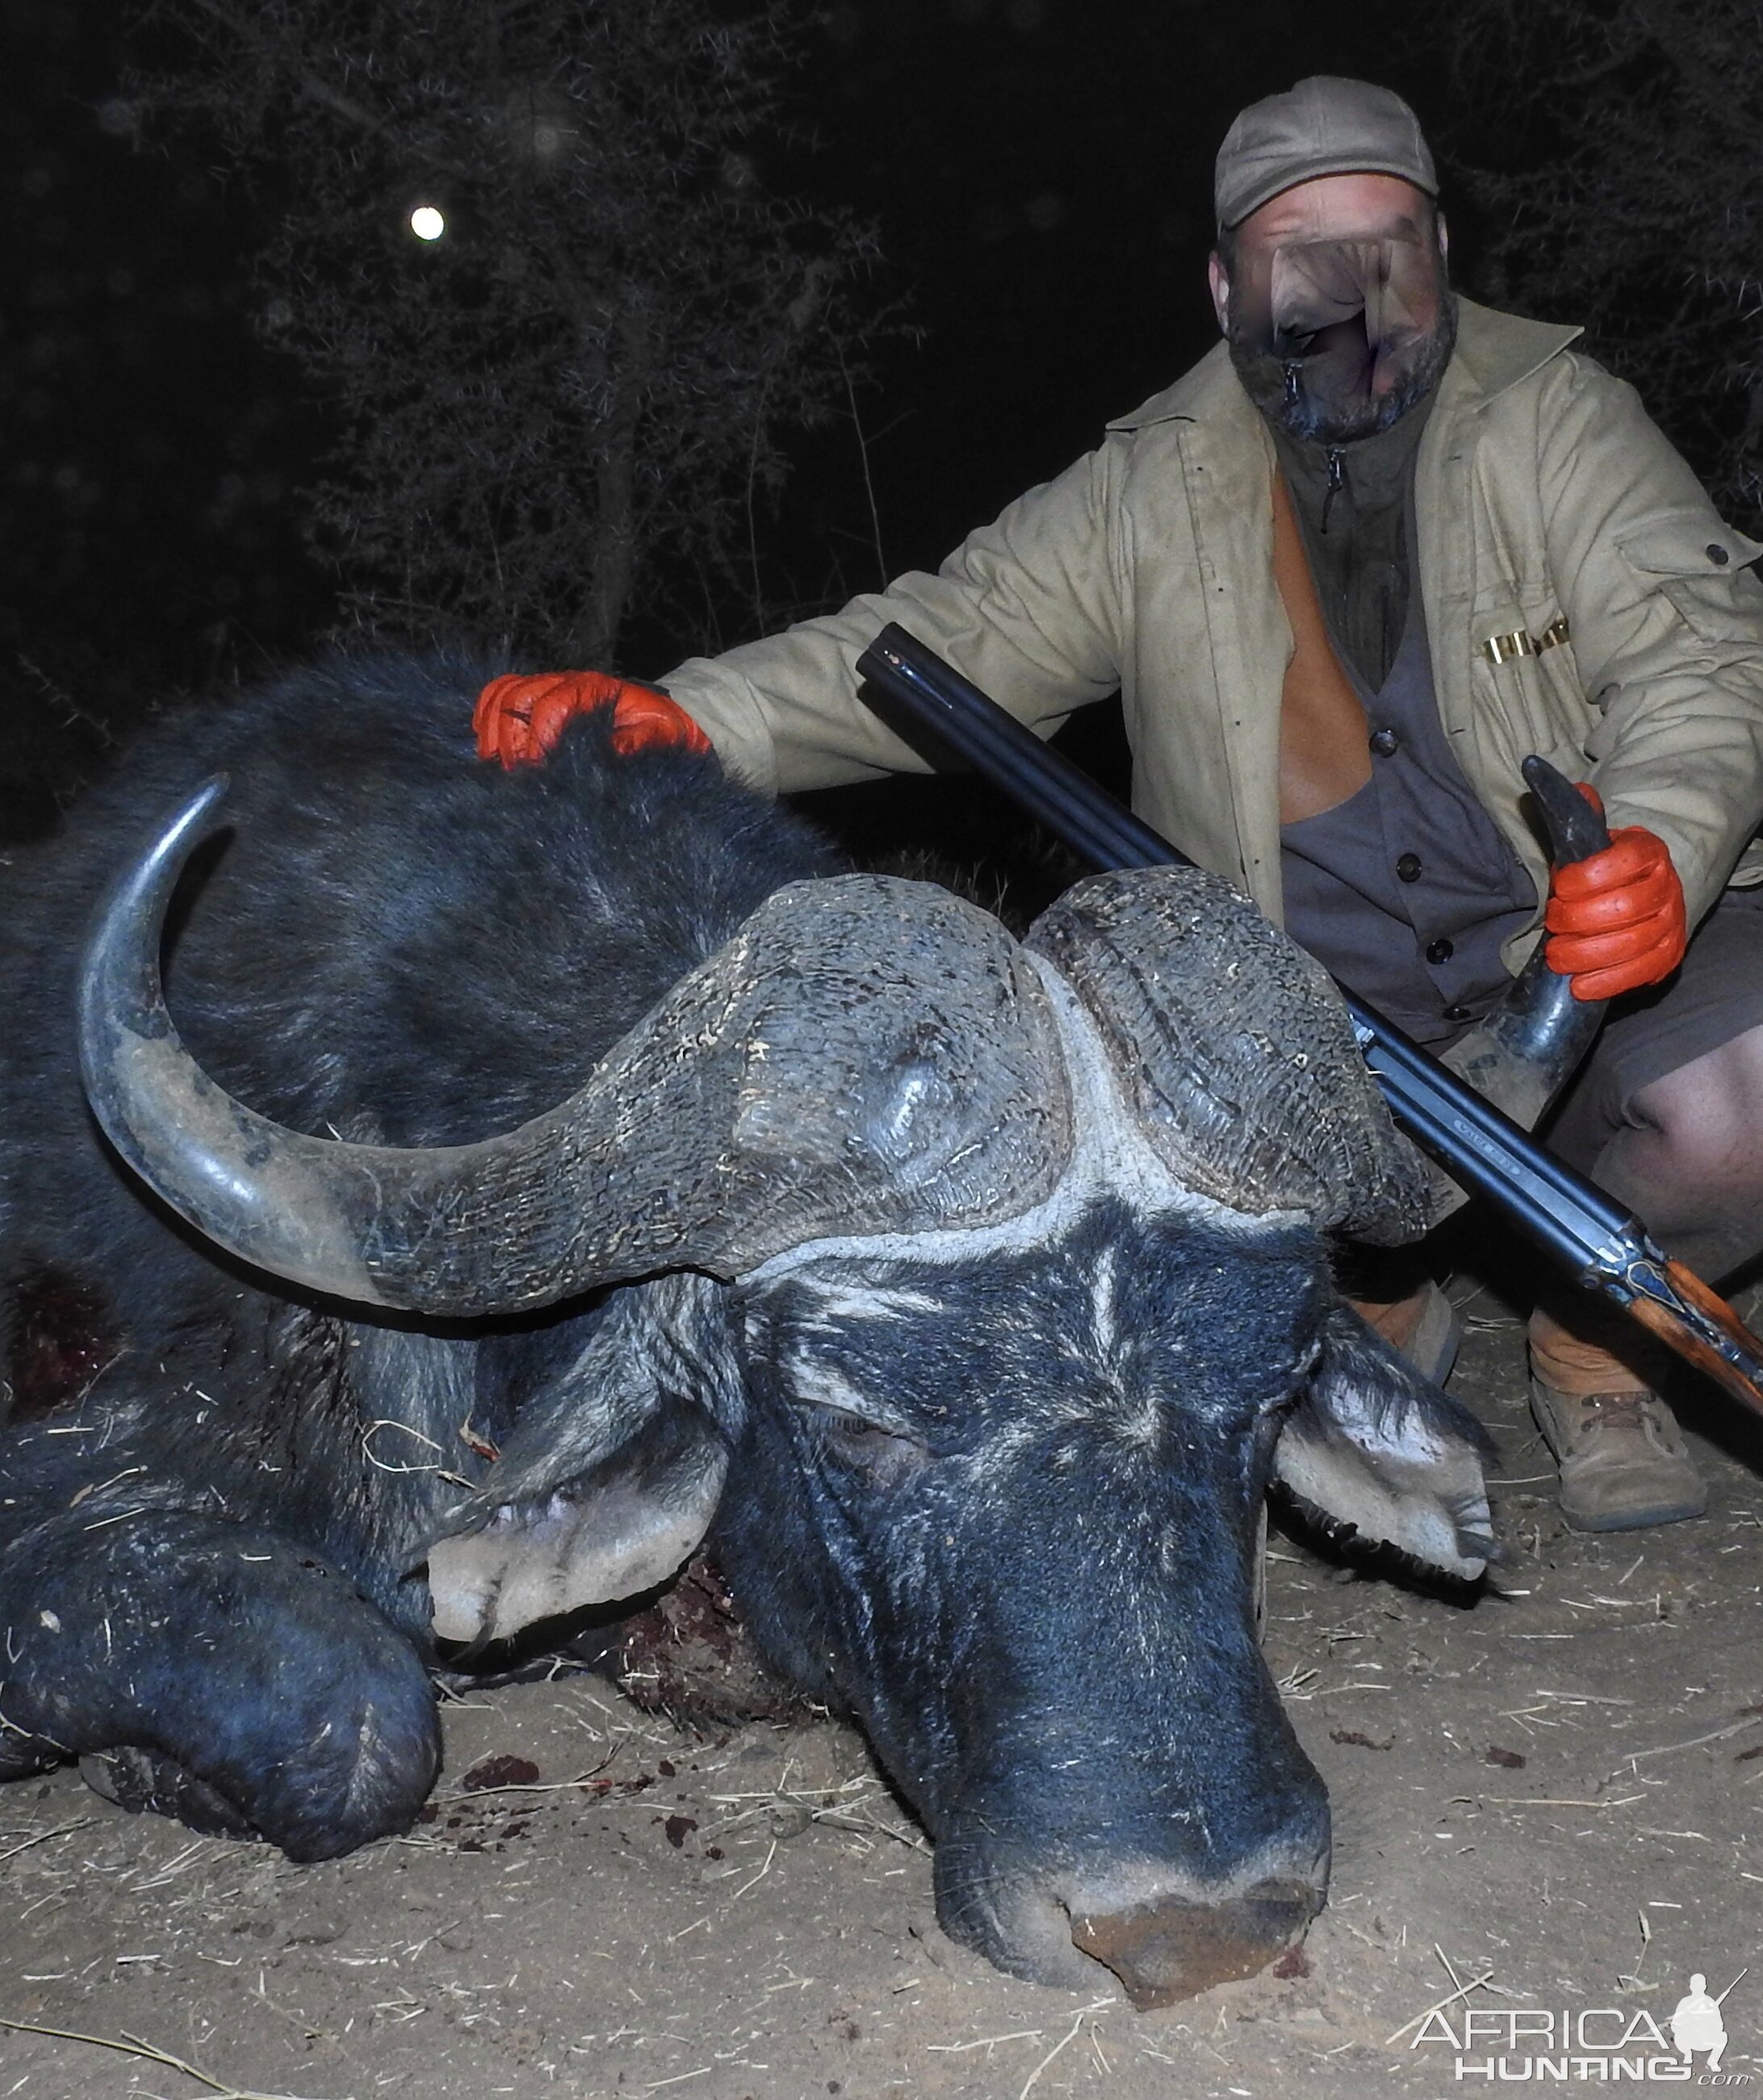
[1069,1879,1321,2010]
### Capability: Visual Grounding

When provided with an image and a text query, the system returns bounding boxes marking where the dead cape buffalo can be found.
[0,653,1501,2006]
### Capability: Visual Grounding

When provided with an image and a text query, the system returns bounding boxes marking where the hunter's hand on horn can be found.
[1543,784,1688,1002]
[474,673,710,768]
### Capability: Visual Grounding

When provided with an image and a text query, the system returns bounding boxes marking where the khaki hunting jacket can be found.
[665,297,1763,966]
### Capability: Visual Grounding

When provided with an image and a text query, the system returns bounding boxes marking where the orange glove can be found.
[473,672,711,769]
[1543,784,1688,1001]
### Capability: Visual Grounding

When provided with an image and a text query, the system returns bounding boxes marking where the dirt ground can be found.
[4,1277,1762,2100]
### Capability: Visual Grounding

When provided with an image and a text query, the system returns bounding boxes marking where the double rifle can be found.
[854,623,1763,1419]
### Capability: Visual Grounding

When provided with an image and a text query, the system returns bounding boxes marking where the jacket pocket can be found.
[1469,595,1592,761]
[1614,514,1763,645]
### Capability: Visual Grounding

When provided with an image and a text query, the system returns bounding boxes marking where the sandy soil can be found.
[3,1279,1761,2100]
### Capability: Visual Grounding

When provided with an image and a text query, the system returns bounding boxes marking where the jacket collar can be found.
[1105,295,1582,435]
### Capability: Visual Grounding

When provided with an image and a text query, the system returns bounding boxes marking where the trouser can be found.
[1534,884,1763,1390]
[1364,885,1763,1387]
[1545,884,1763,1173]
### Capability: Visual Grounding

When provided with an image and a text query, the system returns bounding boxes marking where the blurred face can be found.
[1208,173,1454,445]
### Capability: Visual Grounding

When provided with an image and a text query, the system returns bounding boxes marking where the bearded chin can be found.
[1229,294,1458,446]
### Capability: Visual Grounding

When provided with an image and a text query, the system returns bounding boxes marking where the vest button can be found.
[1443,1002,1472,1023]
[1369,726,1400,757]
[1708,542,1731,566]
[1396,852,1423,882]
[1426,937,1455,964]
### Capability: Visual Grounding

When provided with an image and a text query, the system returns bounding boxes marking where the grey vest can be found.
[1279,563,1539,1048]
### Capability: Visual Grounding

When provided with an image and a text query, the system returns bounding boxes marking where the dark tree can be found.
[128,0,888,661]
[1438,0,1763,532]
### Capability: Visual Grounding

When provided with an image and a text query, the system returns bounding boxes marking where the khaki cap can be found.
[1215,76,1437,230]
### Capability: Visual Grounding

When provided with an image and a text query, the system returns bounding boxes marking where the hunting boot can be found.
[1527,1305,1706,1532]
[1351,1278,1464,1387]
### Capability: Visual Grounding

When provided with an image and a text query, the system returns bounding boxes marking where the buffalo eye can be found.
[804,1403,930,1488]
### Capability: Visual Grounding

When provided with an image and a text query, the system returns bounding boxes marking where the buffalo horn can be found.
[1024,864,1438,1243]
[1438,755,1612,1130]
[79,781,1074,1315]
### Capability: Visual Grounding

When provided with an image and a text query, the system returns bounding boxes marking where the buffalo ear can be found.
[424,1273,740,1645]
[1272,1299,1495,1583]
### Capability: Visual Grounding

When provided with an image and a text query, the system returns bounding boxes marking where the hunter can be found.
[479,77,1763,1533]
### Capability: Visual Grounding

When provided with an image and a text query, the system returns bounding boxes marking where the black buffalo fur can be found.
[0,654,837,1855]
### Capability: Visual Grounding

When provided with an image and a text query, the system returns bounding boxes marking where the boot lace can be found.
[1581,1391,1652,1429]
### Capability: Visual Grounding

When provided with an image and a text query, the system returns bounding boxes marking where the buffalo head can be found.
[78,780,1493,2005]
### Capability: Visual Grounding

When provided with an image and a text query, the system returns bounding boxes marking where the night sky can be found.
[3,0,1449,837]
